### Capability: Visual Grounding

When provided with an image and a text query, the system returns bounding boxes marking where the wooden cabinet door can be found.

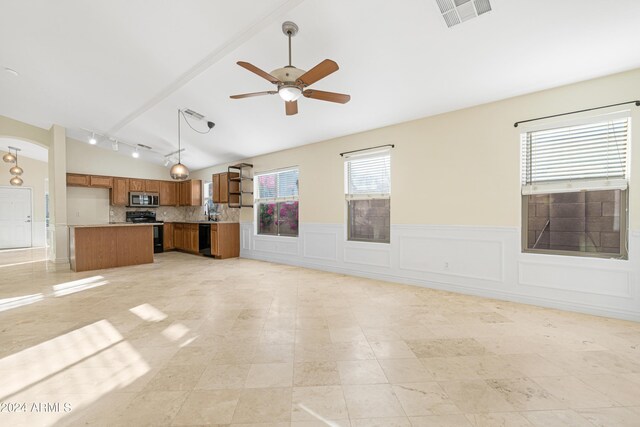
[111,178,129,206]
[219,173,229,204]
[145,180,160,193]
[160,181,178,206]
[190,180,202,206]
[67,174,90,187]
[178,180,202,206]
[89,175,113,188]
[216,223,240,259]
[212,174,221,203]
[177,181,187,206]
[189,224,199,253]
[129,179,145,192]
[211,229,219,256]
[174,223,184,250]
[163,223,174,250]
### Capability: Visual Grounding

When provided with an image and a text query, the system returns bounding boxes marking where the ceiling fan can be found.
[230,21,350,116]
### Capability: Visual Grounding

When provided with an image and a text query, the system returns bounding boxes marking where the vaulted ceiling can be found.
[2,0,640,170]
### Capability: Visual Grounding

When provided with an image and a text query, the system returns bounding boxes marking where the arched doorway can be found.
[0,137,49,265]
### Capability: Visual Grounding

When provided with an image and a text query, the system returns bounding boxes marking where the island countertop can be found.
[68,222,162,229]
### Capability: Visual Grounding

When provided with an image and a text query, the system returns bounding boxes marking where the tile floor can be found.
[0,251,639,426]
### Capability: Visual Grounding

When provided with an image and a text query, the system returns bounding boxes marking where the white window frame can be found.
[254,167,299,238]
[520,111,630,259]
[344,148,391,244]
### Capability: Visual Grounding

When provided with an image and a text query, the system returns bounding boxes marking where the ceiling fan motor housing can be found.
[270,66,306,85]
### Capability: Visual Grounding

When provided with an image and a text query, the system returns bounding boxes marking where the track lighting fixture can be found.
[132,147,140,158]
[112,140,119,151]
[89,132,97,145]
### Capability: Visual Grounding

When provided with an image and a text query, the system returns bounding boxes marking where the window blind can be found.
[521,117,629,194]
[345,152,391,199]
[255,168,299,201]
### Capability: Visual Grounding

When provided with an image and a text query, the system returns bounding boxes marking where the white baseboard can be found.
[240,222,640,322]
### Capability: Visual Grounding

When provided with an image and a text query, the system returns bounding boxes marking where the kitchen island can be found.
[69,223,155,272]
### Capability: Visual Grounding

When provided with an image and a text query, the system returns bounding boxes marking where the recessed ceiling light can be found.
[4,67,19,77]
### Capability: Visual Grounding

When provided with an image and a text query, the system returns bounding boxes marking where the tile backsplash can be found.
[109,204,240,223]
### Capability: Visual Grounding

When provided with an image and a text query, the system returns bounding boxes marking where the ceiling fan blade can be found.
[285,100,298,116]
[296,59,339,86]
[303,89,351,104]
[230,91,277,99]
[237,61,281,84]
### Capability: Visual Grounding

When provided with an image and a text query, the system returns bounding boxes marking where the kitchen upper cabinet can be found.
[212,172,240,204]
[111,177,129,206]
[145,180,160,193]
[67,174,90,187]
[212,173,221,203]
[160,181,178,206]
[90,175,113,188]
[129,179,145,192]
[163,223,174,250]
[178,180,202,206]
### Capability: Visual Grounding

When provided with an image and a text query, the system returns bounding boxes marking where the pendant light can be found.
[170,109,189,180]
[6,147,24,186]
[9,149,23,176]
[3,149,16,163]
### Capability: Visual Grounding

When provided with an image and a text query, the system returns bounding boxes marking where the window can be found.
[255,168,299,237]
[521,114,629,258]
[345,149,391,243]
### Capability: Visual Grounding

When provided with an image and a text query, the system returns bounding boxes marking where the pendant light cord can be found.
[177,109,181,163]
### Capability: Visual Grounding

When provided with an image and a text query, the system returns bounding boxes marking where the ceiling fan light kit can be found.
[230,21,350,116]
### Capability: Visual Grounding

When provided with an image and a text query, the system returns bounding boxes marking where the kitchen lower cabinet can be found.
[211,223,240,259]
[173,223,199,254]
[163,223,174,250]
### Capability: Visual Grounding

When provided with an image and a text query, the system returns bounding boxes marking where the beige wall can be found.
[0,115,50,148]
[66,187,110,225]
[65,137,170,180]
[219,68,640,230]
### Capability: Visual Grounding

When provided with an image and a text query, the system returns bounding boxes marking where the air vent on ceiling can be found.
[436,0,491,28]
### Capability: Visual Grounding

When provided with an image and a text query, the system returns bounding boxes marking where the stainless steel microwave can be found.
[129,192,159,207]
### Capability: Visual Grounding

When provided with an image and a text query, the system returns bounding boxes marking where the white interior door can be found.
[0,187,32,249]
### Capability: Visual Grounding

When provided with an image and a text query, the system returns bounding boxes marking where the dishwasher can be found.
[198,223,212,256]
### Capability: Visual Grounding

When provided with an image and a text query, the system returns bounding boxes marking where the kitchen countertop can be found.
[69,222,163,229]
[165,221,239,224]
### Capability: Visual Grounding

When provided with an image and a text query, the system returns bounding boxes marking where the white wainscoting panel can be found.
[240,222,640,321]
[303,230,337,261]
